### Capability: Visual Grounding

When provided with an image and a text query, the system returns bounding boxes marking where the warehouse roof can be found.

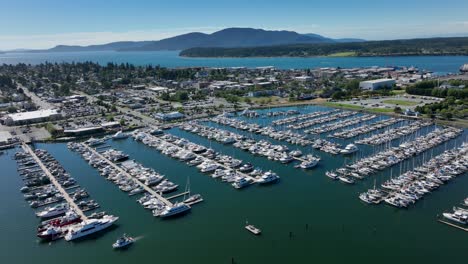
[7,109,59,122]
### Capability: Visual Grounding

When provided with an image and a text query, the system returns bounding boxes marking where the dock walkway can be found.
[81,144,173,207]
[21,143,88,220]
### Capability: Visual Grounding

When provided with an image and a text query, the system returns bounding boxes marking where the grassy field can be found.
[326,51,357,57]
[382,99,419,106]
[322,102,395,113]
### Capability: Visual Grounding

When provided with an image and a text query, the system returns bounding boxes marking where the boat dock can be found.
[21,143,88,220]
[81,144,173,206]
[437,219,468,232]
[145,132,257,183]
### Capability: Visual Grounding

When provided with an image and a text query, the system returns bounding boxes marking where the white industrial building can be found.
[359,78,396,90]
[3,109,61,126]
[154,111,184,121]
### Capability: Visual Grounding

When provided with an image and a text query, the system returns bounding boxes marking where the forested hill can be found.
[179,37,468,57]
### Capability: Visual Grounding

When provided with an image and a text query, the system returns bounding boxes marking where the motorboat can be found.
[36,204,68,219]
[239,163,254,173]
[325,171,339,180]
[340,144,358,154]
[245,222,261,235]
[257,171,280,184]
[299,159,318,169]
[65,215,118,241]
[112,131,129,140]
[37,211,82,232]
[159,203,191,218]
[112,234,135,249]
[232,177,252,189]
[37,226,63,240]
[442,211,467,225]
[338,176,355,184]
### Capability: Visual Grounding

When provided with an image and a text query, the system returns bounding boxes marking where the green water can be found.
[1,106,467,264]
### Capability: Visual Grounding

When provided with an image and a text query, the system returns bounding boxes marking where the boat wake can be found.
[133,235,144,241]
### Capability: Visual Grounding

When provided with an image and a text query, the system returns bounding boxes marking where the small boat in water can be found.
[112,234,135,249]
[245,221,261,235]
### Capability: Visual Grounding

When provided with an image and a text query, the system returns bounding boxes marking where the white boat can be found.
[36,204,68,219]
[299,159,318,169]
[112,131,129,140]
[232,178,252,189]
[338,176,355,184]
[159,203,191,218]
[86,137,105,146]
[442,211,467,225]
[257,171,280,184]
[200,163,218,173]
[183,194,203,204]
[144,175,164,186]
[325,171,339,180]
[65,215,118,241]
[340,144,358,154]
[245,222,261,235]
[464,198,468,207]
[112,234,135,249]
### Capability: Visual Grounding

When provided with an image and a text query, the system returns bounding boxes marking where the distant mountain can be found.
[302,33,366,43]
[33,28,352,53]
[46,41,153,52]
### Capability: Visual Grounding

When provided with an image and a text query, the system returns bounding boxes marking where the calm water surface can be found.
[1,51,467,75]
[1,105,467,264]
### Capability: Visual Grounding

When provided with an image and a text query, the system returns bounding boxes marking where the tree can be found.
[394,106,402,113]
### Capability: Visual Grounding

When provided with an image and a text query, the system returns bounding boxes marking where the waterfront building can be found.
[359,78,396,90]
[3,109,61,126]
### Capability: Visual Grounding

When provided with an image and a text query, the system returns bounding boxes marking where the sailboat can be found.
[182,176,203,204]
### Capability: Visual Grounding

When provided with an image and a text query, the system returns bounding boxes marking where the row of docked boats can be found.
[355,120,433,145]
[181,122,321,170]
[329,127,463,183]
[212,116,312,146]
[271,109,337,126]
[15,149,117,242]
[133,130,280,188]
[291,110,358,130]
[359,143,468,208]
[306,114,377,134]
[331,118,403,139]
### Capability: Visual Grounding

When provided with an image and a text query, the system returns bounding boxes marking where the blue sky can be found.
[1,0,468,49]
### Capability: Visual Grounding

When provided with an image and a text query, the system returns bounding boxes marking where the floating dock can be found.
[81,144,173,206]
[21,143,88,220]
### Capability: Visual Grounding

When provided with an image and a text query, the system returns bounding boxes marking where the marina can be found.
[1,105,467,263]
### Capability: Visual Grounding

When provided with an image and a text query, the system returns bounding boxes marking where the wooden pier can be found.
[21,143,88,220]
[81,144,174,207]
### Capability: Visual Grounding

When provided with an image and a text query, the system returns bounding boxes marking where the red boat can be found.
[37,211,82,232]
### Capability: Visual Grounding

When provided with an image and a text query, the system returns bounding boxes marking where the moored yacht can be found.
[232,177,252,189]
[340,144,358,154]
[159,203,191,218]
[257,171,280,184]
[64,215,119,241]
[36,204,68,219]
[442,211,467,225]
